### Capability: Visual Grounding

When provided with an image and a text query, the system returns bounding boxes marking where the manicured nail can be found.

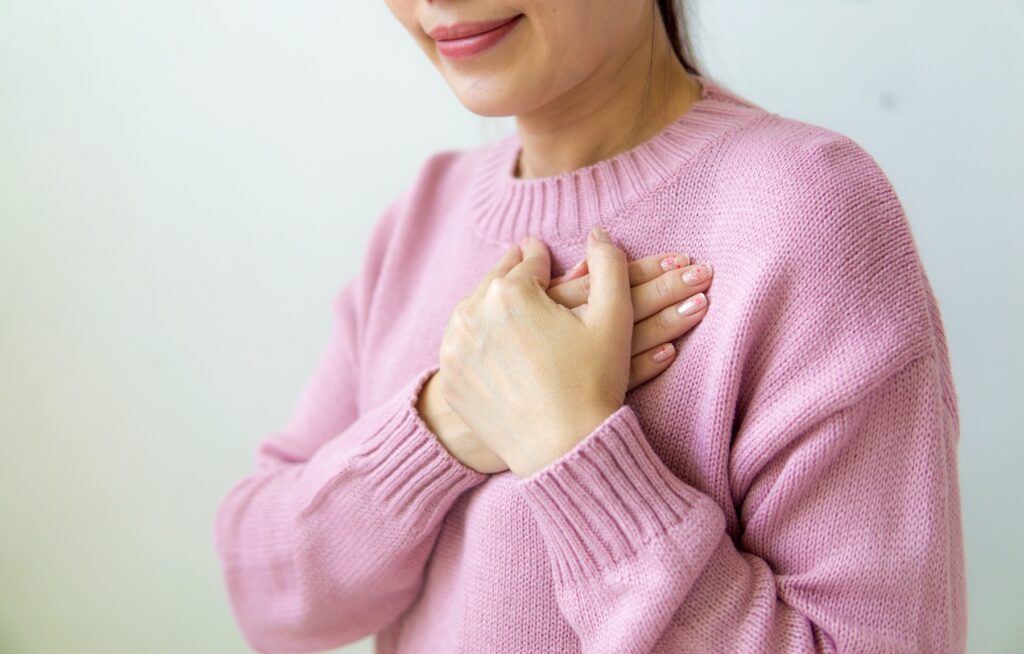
[677,292,707,316]
[590,224,610,242]
[660,254,689,271]
[682,263,713,285]
[652,343,675,363]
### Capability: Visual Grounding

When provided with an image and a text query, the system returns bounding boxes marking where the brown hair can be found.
[655,0,702,77]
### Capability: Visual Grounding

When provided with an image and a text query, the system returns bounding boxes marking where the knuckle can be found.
[595,247,625,263]
[453,304,478,332]
[491,275,514,291]
[487,276,506,292]
[486,277,510,300]
[577,274,591,297]
[628,357,641,384]
[439,342,455,366]
[653,308,675,333]
[489,276,533,307]
[655,273,674,299]
[640,257,660,280]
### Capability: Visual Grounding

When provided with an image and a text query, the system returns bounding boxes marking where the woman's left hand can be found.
[437,225,633,480]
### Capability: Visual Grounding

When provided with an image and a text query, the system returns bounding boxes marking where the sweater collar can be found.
[464,75,766,245]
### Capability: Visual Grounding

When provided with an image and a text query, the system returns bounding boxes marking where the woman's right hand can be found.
[416,249,714,474]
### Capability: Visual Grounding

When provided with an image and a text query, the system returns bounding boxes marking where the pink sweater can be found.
[213,76,966,653]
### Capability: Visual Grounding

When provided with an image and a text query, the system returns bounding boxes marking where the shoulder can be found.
[399,140,497,205]
[704,114,942,401]
[715,112,904,234]
[346,141,497,296]
[731,116,923,313]
[337,146,469,299]
[687,110,919,301]
[361,143,482,241]
[369,141,498,240]
[714,112,924,283]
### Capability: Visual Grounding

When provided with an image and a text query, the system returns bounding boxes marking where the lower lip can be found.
[434,15,523,60]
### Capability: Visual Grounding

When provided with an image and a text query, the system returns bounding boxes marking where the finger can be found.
[628,252,691,286]
[547,267,591,309]
[550,258,588,286]
[472,243,523,301]
[630,291,708,356]
[630,262,714,322]
[568,302,589,321]
[505,235,552,289]
[628,342,677,391]
[548,251,691,310]
[582,224,632,331]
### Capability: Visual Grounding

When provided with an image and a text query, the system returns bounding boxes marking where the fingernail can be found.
[677,292,707,316]
[652,343,675,363]
[682,263,713,285]
[660,254,689,271]
[590,224,610,242]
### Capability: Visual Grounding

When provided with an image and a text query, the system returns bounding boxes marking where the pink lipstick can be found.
[429,14,523,60]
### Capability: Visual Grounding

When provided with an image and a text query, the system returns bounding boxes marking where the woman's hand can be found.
[547,251,713,386]
[436,225,671,479]
[417,237,713,476]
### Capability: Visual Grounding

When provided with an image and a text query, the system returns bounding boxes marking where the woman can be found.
[214,2,966,652]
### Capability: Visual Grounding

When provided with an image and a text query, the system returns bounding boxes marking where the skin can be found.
[383,0,714,476]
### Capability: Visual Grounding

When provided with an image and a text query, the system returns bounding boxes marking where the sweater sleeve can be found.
[515,350,964,653]
[212,192,488,653]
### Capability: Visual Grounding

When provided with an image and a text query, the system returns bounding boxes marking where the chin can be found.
[455,94,521,118]
[447,77,536,118]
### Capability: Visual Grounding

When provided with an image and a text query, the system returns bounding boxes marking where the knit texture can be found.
[213,75,966,653]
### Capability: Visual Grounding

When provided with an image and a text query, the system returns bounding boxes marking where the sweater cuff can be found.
[351,364,489,527]
[516,403,723,583]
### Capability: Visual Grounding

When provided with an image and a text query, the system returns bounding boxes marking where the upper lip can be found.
[427,15,521,41]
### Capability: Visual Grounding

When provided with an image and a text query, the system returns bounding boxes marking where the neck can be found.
[463,73,766,245]
[512,26,702,180]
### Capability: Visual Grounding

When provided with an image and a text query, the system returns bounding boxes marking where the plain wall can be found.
[1,1,1020,652]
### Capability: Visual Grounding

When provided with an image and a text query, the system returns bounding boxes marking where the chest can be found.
[356,226,742,535]
[359,228,584,412]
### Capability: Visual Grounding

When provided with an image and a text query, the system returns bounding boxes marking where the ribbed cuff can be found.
[516,404,723,583]
[351,364,489,529]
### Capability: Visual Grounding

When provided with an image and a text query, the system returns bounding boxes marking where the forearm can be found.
[214,366,488,653]
[516,357,966,654]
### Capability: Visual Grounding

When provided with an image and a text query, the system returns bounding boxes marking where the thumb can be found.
[583,224,632,332]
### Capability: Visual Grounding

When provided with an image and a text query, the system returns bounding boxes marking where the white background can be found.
[1,1,1020,652]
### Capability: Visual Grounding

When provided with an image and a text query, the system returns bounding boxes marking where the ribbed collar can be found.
[464,75,767,244]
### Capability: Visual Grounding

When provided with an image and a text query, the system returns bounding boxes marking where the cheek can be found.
[384,0,437,62]
[382,0,420,36]
[526,5,609,78]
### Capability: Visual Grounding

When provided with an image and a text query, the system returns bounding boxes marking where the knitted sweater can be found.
[213,75,966,653]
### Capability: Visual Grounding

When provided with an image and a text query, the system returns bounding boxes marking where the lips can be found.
[428,15,523,41]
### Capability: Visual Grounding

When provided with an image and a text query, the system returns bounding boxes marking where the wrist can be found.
[513,403,621,479]
[416,371,456,436]
[416,372,481,463]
